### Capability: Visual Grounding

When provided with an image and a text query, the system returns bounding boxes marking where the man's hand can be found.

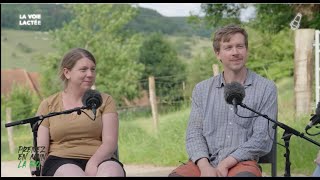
[200,165,219,177]
[216,156,238,177]
[216,165,229,177]
[197,158,218,177]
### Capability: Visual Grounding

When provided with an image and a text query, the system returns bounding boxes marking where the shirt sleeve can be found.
[36,99,50,128]
[102,95,117,114]
[230,82,278,162]
[186,83,210,163]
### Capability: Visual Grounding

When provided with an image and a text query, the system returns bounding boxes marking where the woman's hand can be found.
[85,161,98,176]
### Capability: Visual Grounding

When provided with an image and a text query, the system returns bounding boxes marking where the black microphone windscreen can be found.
[82,89,103,109]
[224,82,245,105]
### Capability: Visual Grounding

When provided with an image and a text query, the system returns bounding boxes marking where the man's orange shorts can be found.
[168,160,262,177]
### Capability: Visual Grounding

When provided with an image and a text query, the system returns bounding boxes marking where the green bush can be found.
[16,42,33,53]
[1,84,41,130]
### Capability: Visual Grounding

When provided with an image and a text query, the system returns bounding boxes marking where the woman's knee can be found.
[54,164,85,176]
[96,160,125,177]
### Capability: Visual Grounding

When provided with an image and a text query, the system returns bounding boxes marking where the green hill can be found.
[1,4,214,72]
[125,7,212,37]
[1,4,212,38]
[1,28,212,72]
[1,29,56,72]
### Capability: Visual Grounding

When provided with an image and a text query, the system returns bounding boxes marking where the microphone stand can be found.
[5,106,87,176]
[239,103,320,177]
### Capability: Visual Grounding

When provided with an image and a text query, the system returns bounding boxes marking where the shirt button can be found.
[227,135,230,138]
[229,122,232,125]
[230,108,233,110]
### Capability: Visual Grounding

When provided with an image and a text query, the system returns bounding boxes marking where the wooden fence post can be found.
[212,64,219,76]
[6,107,15,154]
[182,81,186,101]
[294,29,315,116]
[149,76,159,133]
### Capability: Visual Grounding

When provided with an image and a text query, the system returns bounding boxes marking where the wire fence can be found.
[1,73,194,123]
[117,75,192,112]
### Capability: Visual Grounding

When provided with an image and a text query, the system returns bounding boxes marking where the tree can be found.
[250,4,320,33]
[38,4,144,106]
[186,49,221,98]
[191,4,320,34]
[1,84,40,130]
[245,27,294,82]
[138,33,187,104]
[188,3,244,31]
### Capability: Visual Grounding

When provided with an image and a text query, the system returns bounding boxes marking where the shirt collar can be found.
[215,68,253,88]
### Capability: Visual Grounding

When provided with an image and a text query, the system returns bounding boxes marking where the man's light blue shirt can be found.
[186,69,278,167]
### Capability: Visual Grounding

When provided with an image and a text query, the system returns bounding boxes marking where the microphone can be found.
[82,89,103,120]
[224,82,245,114]
[305,102,320,131]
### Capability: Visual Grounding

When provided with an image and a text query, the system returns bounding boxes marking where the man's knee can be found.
[232,171,257,177]
[168,160,200,177]
[168,172,184,177]
[228,160,262,177]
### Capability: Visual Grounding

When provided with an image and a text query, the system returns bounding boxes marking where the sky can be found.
[138,3,256,22]
[138,3,203,17]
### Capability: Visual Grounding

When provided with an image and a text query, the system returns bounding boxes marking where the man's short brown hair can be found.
[212,24,248,53]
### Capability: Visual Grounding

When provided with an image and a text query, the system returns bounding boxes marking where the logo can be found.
[19,14,41,26]
[17,146,45,168]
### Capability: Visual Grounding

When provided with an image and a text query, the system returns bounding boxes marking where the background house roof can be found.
[1,68,41,98]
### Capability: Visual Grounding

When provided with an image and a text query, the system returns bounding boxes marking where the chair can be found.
[258,126,277,177]
[115,146,119,160]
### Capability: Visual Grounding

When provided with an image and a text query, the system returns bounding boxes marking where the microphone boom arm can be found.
[239,103,320,147]
[239,103,320,177]
[5,106,87,128]
[4,105,88,176]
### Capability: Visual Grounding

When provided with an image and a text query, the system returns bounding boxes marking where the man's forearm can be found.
[218,156,238,169]
[197,157,212,170]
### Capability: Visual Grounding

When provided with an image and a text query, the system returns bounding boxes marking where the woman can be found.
[36,48,125,176]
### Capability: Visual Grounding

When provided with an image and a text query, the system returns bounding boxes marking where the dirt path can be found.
[1,160,176,177]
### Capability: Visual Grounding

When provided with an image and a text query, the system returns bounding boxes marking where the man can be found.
[169,24,278,177]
